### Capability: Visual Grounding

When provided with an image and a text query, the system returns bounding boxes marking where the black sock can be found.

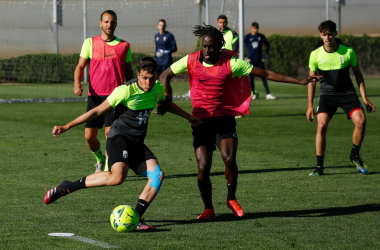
[227,183,237,201]
[351,144,361,157]
[135,199,150,218]
[66,177,87,193]
[198,179,213,210]
[316,155,324,168]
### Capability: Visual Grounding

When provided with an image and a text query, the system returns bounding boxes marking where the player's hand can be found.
[74,83,84,96]
[299,75,322,85]
[363,98,375,113]
[306,107,314,122]
[155,49,164,58]
[156,96,172,116]
[52,126,67,137]
[188,116,202,127]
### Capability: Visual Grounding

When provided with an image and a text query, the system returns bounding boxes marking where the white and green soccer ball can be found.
[110,205,139,232]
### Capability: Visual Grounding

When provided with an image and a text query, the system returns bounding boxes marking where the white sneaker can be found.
[266,94,276,100]
[94,161,105,173]
[252,94,257,100]
[182,90,191,99]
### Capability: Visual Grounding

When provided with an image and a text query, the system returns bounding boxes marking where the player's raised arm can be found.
[250,66,322,85]
[52,100,112,137]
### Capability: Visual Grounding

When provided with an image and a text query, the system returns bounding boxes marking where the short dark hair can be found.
[318,20,336,33]
[193,23,225,49]
[217,14,227,21]
[251,22,259,29]
[158,19,166,25]
[100,10,117,21]
[138,57,157,75]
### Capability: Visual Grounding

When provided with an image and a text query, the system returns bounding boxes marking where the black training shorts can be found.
[106,134,157,174]
[192,115,238,151]
[317,93,363,119]
[85,95,114,128]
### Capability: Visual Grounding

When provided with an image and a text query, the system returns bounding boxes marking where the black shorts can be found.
[85,95,114,128]
[106,134,157,174]
[317,93,363,119]
[192,115,238,151]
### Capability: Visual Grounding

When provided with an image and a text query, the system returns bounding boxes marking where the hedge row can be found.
[266,34,380,77]
[0,35,379,83]
[0,53,152,83]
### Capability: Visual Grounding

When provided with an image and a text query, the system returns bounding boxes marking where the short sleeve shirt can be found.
[309,44,357,95]
[171,55,253,78]
[80,37,132,62]
[106,78,165,143]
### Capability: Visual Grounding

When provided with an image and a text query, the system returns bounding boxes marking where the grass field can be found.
[1,79,380,249]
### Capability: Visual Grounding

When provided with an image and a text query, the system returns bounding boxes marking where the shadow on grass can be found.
[127,165,377,181]
[150,203,380,228]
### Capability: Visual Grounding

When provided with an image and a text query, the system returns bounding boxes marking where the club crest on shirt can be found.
[123,150,128,159]
[340,56,344,64]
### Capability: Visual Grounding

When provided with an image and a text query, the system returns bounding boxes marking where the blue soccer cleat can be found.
[309,166,324,177]
[350,155,368,174]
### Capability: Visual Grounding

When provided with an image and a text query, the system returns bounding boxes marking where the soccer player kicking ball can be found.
[307,20,375,176]
[159,23,321,220]
[44,57,201,230]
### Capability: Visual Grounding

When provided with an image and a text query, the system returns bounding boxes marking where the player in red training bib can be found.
[159,23,322,220]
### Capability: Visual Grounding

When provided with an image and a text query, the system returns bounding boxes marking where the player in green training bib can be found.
[306,20,375,176]
[44,57,201,230]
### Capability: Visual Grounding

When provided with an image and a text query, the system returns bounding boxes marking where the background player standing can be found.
[45,57,201,230]
[244,22,275,100]
[217,15,239,52]
[155,19,177,76]
[73,10,134,173]
[307,20,375,176]
[160,24,321,220]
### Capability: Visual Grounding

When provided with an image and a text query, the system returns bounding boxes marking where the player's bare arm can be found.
[73,56,88,96]
[250,67,322,85]
[352,64,375,113]
[306,69,317,122]
[167,102,202,127]
[125,61,134,82]
[159,67,175,98]
[52,100,112,137]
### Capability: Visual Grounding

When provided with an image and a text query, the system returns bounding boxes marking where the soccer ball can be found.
[110,205,139,232]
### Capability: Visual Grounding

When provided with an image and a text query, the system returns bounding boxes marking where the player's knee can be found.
[84,131,97,142]
[109,174,125,186]
[143,164,163,192]
[317,123,328,133]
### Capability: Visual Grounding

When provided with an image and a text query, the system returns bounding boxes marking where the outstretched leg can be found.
[44,162,128,204]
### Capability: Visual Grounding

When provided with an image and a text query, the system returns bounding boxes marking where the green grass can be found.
[1,79,380,249]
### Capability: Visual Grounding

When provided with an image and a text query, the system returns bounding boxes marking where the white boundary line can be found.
[49,233,119,249]
[68,236,119,249]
